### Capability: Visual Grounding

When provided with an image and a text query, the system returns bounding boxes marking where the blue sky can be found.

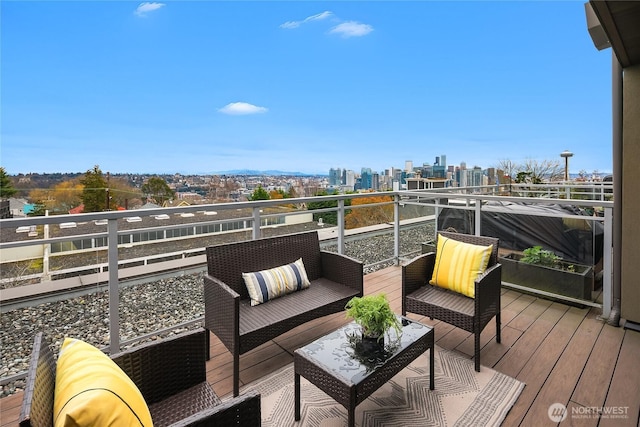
[1,1,613,176]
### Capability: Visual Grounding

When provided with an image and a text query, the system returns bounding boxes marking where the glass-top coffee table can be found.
[294,315,434,427]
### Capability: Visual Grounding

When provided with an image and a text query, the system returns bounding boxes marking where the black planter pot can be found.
[359,335,384,352]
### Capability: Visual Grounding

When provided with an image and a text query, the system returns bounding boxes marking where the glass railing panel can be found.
[1,241,110,392]
[494,212,601,305]
[118,269,205,348]
[317,199,436,272]
[397,203,437,259]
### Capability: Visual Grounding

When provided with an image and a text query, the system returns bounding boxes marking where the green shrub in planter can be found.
[345,294,401,342]
[500,248,593,301]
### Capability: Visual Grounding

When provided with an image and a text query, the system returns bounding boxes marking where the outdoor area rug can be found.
[242,346,525,426]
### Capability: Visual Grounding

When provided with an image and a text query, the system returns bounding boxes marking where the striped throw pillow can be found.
[242,258,311,306]
[429,234,493,298]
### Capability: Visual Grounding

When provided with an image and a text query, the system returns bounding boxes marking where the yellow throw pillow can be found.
[430,234,493,298]
[54,337,153,427]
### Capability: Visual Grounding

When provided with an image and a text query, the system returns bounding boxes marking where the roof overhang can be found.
[588,1,640,67]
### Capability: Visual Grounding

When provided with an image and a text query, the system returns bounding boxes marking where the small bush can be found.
[521,246,560,267]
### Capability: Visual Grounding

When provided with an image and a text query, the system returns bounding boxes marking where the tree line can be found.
[1,166,175,215]
[247,184,394,230]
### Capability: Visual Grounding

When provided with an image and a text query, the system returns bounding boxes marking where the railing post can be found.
[337,199,345,254]
[434,198,440,235]
[252,207,261,240]
[394,194,400,264]
[42,211,51,282]
[602,206,613,318]
[108,218,120,354]
[474,198,482,236]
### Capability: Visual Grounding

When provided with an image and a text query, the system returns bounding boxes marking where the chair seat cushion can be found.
[407,284,475,317]
[430,234,493,298]
[54,337,153,427]
[242,258,310,306]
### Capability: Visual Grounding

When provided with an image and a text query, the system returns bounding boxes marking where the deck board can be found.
[571,321,625,408]
[494,301,568,378]
[517,309,602,426]
[2,265,640,427]
[599,329,640,427]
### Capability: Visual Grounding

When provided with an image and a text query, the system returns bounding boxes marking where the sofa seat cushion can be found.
[54,337,153,427]
[239,278,359,335]
[430,234,493,298]
[148,382,221,427]
[242,258,311,306]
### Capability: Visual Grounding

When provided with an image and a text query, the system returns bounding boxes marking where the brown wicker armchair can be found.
[402,231,502,372]
[18,328,261,427]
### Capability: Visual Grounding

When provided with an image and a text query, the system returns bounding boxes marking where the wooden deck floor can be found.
[2,265,639,426]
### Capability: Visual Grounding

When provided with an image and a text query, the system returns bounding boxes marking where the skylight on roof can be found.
[126,217,142,223]
[60,222,77,229]
[154,214,170,220]
[180,213,195,218]
[94,219,108,226]
[204,211,218,215]
[17,226,31,233]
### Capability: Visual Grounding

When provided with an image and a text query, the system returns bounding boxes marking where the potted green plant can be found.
[500,246,593,301]
[520,246,562,267]
[345,293,401,343]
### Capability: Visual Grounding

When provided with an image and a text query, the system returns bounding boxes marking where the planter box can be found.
[500,253,593,300]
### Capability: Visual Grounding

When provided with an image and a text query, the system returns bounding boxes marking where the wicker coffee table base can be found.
[294,323,434,427]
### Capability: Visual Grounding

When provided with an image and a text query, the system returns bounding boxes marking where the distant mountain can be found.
[212,169,325,177]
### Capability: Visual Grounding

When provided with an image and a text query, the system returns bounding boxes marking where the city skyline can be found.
[2,1,613,175]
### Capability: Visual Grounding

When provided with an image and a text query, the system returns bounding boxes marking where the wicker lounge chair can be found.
[18,328,261,427]
[204,231,363,396]
[402,231,502,372]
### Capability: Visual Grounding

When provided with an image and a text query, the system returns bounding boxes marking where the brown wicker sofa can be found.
[204,231,364,396]
[18,328,261,427]
[402,231,502,372]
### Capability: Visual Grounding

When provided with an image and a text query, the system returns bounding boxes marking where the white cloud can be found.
[279,11,333,29]
[218,102,268,115]
[280,21,301,30]
[134,2,165,17]
[329,21,374,38]
[306,11,333,22]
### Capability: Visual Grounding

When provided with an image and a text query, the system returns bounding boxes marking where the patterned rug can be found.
[242,346,525,426]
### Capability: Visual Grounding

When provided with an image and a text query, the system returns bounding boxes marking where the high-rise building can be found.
[457,167,467,187]
[433,156,446,178]
[470,166,484,187]
[345,170,356,188]
[372,172,380,191]
[360,167,372,190]
[405,160,413,172]
[329,168,342,186]
[417,164,429,178]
